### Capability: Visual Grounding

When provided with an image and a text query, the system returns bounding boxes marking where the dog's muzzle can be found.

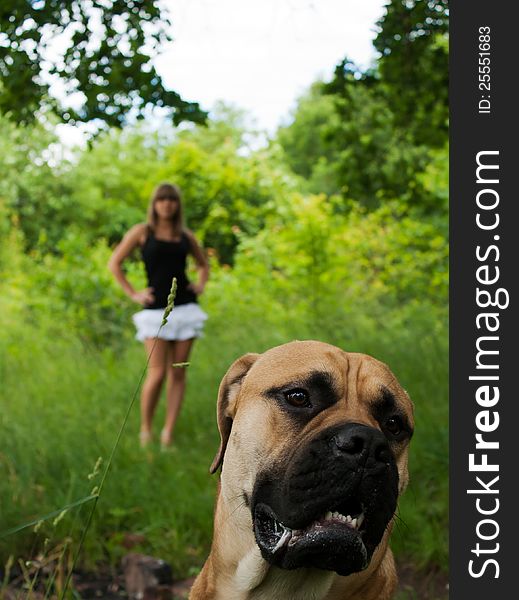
[251,423,399,576]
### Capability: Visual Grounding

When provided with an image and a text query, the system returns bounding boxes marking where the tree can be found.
[329,1,449,147]
[373,0,448,147]
[316,0,448,208]
[279,70,431,209]
[276,82,342,197]
[323,67,432,209]
[0,0,206,127]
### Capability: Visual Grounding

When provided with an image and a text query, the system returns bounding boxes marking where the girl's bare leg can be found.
[140,338,168,442]
[161,338,195,445]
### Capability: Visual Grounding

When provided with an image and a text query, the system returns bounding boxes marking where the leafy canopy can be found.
[373,0,449,147]
[278,0,448,210]
[0,0,206,127]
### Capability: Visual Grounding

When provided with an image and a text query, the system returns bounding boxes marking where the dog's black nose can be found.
[331,423,391,465]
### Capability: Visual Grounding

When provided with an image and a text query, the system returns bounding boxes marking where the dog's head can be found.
[210,340,413,577]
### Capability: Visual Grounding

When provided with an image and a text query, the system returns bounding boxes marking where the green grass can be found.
[0,302,448,583]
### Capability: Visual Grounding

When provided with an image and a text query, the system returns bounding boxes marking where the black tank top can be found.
[141,229,197,309]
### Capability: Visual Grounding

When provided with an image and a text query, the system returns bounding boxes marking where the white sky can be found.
[57,0,386,145]
[161,0,386,132]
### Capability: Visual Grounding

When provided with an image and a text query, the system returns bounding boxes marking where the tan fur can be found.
[190,341,413,600]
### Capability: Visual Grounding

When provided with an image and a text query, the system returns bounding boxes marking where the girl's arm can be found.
[186,230,210,295]
[108,224,154,306]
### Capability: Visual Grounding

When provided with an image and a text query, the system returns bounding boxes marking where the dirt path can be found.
[2,562,448,599]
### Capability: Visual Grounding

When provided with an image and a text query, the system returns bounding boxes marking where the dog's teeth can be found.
[323,511,363,526]
[273,528,291,553]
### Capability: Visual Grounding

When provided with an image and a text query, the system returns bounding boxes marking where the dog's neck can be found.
[237,551,336,600]
[212,498,335,600]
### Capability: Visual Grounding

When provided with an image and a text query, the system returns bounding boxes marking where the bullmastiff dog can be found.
[190,340,414,600]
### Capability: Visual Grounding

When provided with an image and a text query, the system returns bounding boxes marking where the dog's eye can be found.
[284,388,310,408]
[384,416,403,436]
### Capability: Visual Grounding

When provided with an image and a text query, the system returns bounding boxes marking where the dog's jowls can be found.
[189,340,414,600]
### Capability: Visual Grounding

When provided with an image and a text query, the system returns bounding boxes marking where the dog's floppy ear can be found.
[209,353,259,474]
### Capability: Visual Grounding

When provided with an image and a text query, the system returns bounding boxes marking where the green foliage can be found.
[276,83,342,196]
[61,111,293,264]
[178,101,258,154]
[0,323,217,573]
[0,113,292,264]
[278,1,449,211]
[60,126,166,246]
[373,0,449,147]
[226,194,447,331]
[333,81,431,209]
[0,0,206,127]
[0,113,72,250]
[281,69,441,210]
[31,233,143,346]
[151,138,287,264]
[0,262,448,577]
[417,144,449,219]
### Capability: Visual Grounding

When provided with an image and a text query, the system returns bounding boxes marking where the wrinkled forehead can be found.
[240,341,412,415]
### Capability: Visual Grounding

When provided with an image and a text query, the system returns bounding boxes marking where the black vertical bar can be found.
[451,1,518,597]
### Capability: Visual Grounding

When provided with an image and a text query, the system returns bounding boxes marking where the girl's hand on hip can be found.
[132,288,155,306]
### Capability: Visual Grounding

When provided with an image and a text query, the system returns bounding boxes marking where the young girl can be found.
[109,183,209,448]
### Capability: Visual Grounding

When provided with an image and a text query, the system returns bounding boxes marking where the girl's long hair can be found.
[146,183,184,236]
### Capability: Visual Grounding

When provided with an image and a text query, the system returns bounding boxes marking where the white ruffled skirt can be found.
[132,303,208,342]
